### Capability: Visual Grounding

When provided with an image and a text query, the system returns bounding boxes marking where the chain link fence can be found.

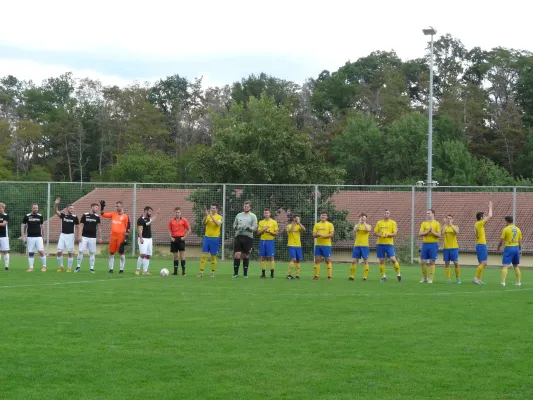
[1,182,531,266]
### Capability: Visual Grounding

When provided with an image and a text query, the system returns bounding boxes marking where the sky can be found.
[1,0,531,88]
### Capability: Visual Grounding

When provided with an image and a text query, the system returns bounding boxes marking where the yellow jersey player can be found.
[198,203,223,278]
[419,209,441,283]
[374,209,401,282]
[349,213,371,281]
[473,201,492,285]
[442,214,460,284]
[258,208,279,279]
[312,212,334,280]
[497,216,522,287]
[286,215,305,280]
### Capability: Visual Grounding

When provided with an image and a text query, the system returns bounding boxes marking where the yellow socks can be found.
[501,268,508,283]
[313,264,320,277]
[199,254,207,272]
[349,263,356,279]
[326,263,332,278]
[476,264,485,279]
[287,261,294,275]
[211,255,217,272]
[363,263,369,280]
[393,262,401,275]
[295,263,300,277]
[270,260,275,271]
[429,265,436,280]
[445,266,451,280]
[261,260,267,272]
[421,264,428,279]
[515,267,521,283]
[379,264,386,277]
[455,266,460,279]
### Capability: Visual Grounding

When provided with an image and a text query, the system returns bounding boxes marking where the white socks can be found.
[67,257,73,269]
[57,256,63,267]
[40,256,46,267]
[143,258,150,272]
[120,255,125,271]
[3,254,9,268]
[77,254,83,268]
[89,254,95,269]
[137,256,143,270]
[109,256,115,270]
[28,257,35,268]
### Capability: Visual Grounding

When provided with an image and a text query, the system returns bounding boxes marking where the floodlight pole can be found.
[424,27,437,209]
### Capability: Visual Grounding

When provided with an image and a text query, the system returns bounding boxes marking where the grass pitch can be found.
[0,256,532,400]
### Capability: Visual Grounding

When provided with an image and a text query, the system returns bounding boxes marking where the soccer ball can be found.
[160,268,170,277]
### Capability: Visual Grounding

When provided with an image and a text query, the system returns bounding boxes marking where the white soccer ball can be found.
[160,268,170,277]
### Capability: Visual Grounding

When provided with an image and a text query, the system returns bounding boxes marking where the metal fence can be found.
[1,182,532,266]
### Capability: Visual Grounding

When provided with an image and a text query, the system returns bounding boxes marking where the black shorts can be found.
[234,235,253,254]
[170,238,186,253]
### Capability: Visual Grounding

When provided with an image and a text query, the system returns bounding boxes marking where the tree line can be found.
[1,34,533,187]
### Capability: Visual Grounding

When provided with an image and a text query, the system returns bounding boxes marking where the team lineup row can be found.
[0,199,524,286]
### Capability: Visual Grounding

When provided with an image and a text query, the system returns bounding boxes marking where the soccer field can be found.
[1,256,532,400]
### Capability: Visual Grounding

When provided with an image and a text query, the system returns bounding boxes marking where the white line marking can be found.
[0,277,145,289]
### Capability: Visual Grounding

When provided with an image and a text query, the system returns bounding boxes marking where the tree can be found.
[231,73,300,110]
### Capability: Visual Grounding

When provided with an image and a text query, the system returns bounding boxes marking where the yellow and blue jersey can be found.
[443,225,459,249]
[204,213,223,238]
[258,219,278,241]
[313,221,334,246]
[420,221,441,244]
[475,220,487,245]
[287,223,302,247]
[354,224,371,247]
[501,225,522,247]
[374,220,397,245]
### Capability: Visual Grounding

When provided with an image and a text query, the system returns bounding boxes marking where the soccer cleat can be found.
[362,277,367,281]
[260,275,266,279]
[26,268,34,272]
[294,276,300,280]
[5,267,8,271]
[41,266,47,272]
[456,279,461,284]
[313,276,319,280]
[232,274,239,279]
[472,278,485,285]
[397,275,402,282]
[90,269,95,274]
[427,279,433,284]
[74,267,81,273]
[119,270,124,275]
[446,280,452,283]
[515,282,522,286]
[172,272,178,276]
[348,277,355,281]
[143,271,152,276]
[210,273,215,278]
[135,269,140,276]
[286,275,293,280]
[419,278,427,283]
[66,268,72,273]
[501,282,506,287]
[327,276,332,281]
[57,267,64,272]
[197,273,203,278]
[381,276,386,283]
[244,275,248,279]
[271,276,275,280]
[182,273,186,276]
[108,269,114,274]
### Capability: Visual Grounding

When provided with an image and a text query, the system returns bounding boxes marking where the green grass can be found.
[1,255,532,400]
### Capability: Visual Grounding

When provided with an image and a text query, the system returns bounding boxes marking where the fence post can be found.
[314,185,318,223]
[132,183,137,257]
[410,186,415,264]
[513,186,517,223]
[46,182,51,256]
[221,184,226,261]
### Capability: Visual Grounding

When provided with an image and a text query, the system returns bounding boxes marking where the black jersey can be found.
[60,212,79,234]
[0,213,9,238]
[22,213,44,237]
[137,216,152,239]
[80,213,100,238]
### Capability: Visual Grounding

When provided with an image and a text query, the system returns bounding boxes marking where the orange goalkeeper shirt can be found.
[101,212,130,236]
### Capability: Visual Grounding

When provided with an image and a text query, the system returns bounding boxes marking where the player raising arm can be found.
[55,198,80,272]
[473,201,492,285]
[76,203,102,273]
[100,200,130,274]
[0,202,10,270]
[21,204,47,272]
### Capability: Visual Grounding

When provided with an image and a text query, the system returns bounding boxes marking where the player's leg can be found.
[137,238,144,275]
[268,241,275,279]
[178,239,186,276]
[259,240,267,278]
[512,250,521,286]
[199,237,209,276]
[313,246,322,279]
[142,239,152,275]
[443,249,451,281]
[0,237,10,270]
[361,246,370,280]
[108,235,118,274]
[241,237,252,278]
[209,238,218,277]
[37,238,46,271]
[117,235,126,274]
[428,244,438,282]
[349,246,359,280]
[76,238,86,272]
[453,250,461,283]
[295,247,302,279]
[66,234,75,272]
[287,247,295,279]
[57,234,65,272]
[325,253,333,280]
[474,245,487,284]
[269,256,275,279]
[233,237,242,278]
[2,251,9,270]
[376,245,386,281]
[501,248,512,286]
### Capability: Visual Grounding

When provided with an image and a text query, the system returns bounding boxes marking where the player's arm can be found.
[54,198,62,217]
[151,209,160,223]
[233,215,239,230]
[269,222,279,237]
[168,220,175,241]
[312,224,321,238]
[419,225,428,237]
[373,225,381,237]
[97,222,102,243]
[20,223,26,241]
[100,212,112,219]
[211,214,222,226]
[250,214,258,232]
[321,224,335,239]
[0,215,7,227]
[137,218,144,240]
[497,230,505,251]
[78,223,84,242]
[431,223,442,238]
[298,222,306,232]
[484,201,493,221]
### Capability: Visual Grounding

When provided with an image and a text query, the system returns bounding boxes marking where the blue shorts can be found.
[421,243,439,261]
[476,244,488,263]
[288,246,303,261]
[314,245,332,258]
[259,240,275,257]
[502,247,520,265]
[202,237,220,255]
[352,246,369,260]
[443,248,459,262]
[376,244,395,259]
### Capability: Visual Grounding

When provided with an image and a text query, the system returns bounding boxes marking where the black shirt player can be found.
[136,206,158,275]
[76,203,102,273]
[0,202,9,270]
[54,198,80,272]
[21,204,47,272]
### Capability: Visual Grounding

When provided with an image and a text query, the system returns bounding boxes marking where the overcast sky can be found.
[1,0,531,87]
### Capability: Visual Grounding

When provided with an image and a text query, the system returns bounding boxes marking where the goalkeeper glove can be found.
[99,200,106,211]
